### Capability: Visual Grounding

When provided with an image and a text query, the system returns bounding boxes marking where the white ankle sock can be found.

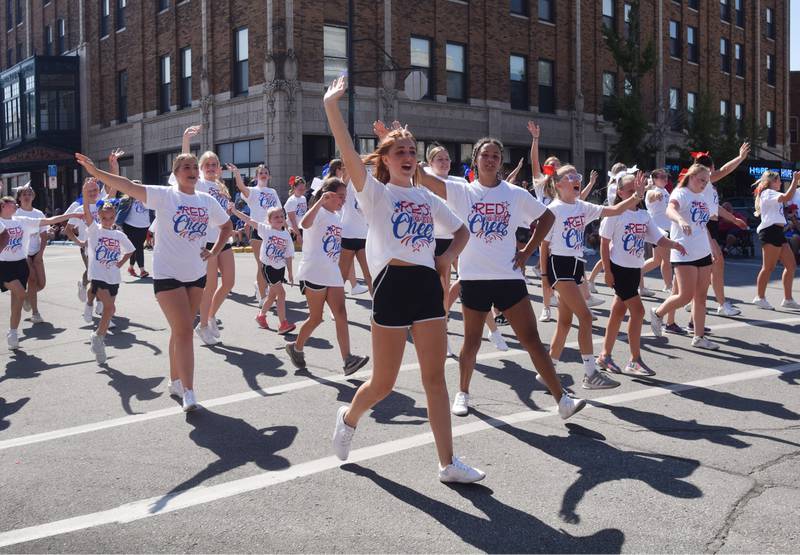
[582,355,596,376]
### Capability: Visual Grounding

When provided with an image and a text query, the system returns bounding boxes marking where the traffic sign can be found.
[48,164,57,177]
[48,176,57,190]
[404,70,428,101]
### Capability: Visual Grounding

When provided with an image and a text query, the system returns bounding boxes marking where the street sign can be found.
[48,176,57,190]
[47,164,57,177]
[404,70,428,101]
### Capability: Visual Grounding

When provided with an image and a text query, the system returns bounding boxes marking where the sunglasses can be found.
[560,173,583,183]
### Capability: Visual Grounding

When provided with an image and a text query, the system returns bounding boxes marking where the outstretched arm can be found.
[227,163,250,199]
[507,158,524,185]
[323,76,367,191]
[75,154,147,203]
[528,121,542,180]
[580,171,598,200]
[231,206,257,228]
[711,142,750,183]
[182,125,201,154]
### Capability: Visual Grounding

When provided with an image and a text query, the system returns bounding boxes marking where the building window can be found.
[179,47,191,108]
[217,138,266,180]
[15,0,21,24]
[446,42,466,102]
[323,25,347,85]
[765,8,775,39]
[734,43,744,77]
[538,0,553,22]
[688,0,698,9]
[720,0,730,21]
[57,19,65,53]
[720,38,730,73]
[538,59,554,114]
[509,55,527,110]
[100,0,109,37]
[510,0,527,16]
[687,26,698,63]
[790,116,798,144]
[159,54,171,113]
[735,103,744,133]
[44,25,53,55]
[720,99,729,118]
[687,91,697,125]
[669,21,681,58]
[623,3,632,38]
[116,0,126,30]
[735,0,744,27]
[39,88,77,131]
[669,87,681,131]
[602,0,615,29]
[23,74,35,137]
[3,80,21,143]
[233,27,248,96]
[766,110,775,146]
[117,69,127,122]
[410,37,431,98]
[766,54,775,86]
[157,0,169,11]
[602,71,616,118]
[5,0,10,31]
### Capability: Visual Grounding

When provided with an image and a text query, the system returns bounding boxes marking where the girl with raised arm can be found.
[75,152,232,411]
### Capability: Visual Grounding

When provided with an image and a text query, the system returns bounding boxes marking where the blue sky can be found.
[792,0,800,69]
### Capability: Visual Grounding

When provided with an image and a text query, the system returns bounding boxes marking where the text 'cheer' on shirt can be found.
[66,201,100,242]
[645,188,671,231]
[283,194,308,224]
[144,185,230,282]
[342,182,369,239]
[668,186,712,263]
[599,209,665,269]
[15,208,45,255]
[0,216,40,262]
[445,179,546,281]
[297,205,344,287]
[356,172,463,279]
[86,222,135,284]
[245,185,282,224]
[194,179,230,243]
[257,224,294,269]
[757,189,786,232]
[544,199,604,258]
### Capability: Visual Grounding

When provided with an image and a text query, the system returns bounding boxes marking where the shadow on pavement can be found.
[0,396,30,432]
[19,322,65,341]
[206,345,287,397]
[0,352,92,384]
[97,366,164,415]
[474,360,577,410]
[341,464,625,553]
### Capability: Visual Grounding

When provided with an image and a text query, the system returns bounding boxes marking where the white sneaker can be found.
[752,297,775,310]
[716,301,741,317]
[692,335,719,350]
[487,329,509,352]
[30,312,43,324]
[194,324,219,345]
[208,317,221,339]
[649,307,663,337]
[90,333,107,364]
[438,456,485,484]
[446,337,455,358]
[586,294,604,308]
[350,284,369,296]
[539,307,552,322]
[6,329,19,350]
[22,297,31,312]
[107,318,116,329]
[582,371,621,390]
[558,394,587,419]
[95,301,104,316]
[83,304,93,324]
[168,378,185,398]
[638,286,656,298]
[332,406,356,461]
[451,391,469,416]
[551,295,559,307]
[182,389,198,412]
[77,281,87,303]
[781,299,800,310]
[587,280,598,294]
[662,285,674,294]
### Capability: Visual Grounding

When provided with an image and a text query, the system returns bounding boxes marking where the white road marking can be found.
[1,316,798,452]
[0,360,797,548]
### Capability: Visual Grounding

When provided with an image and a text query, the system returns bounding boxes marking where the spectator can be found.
[718,201,750,256]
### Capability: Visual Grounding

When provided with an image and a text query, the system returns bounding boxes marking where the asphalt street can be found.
[1,245,799,553]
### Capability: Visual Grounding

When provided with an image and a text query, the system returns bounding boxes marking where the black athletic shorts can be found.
[153,275,207,294]
[91,279,119,297]
[609,262,641,301]
[434,238,453,257]
[341,237,366,252]
[250,228,262,241]
[706,218,720,238]
[459,278,529,313]
[515,226,533,244]
[299,280,327,295]
[205,242,233,252]
[672,254,713,267]
[546,254,585,285]
[261,264,287,285]
[372,265,445,327]
[758,225,787,247]
[0,259,29,292]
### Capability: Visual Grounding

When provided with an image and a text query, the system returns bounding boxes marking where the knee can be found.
[421,370,447,392]
[628,303,645,319]
[306,313,323,327]
[366,378,394,401]
[575,308,593,327]
[172,325,194,342]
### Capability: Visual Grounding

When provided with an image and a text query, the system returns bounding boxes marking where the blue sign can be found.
[47,164,57,177]
[747,166,793,181]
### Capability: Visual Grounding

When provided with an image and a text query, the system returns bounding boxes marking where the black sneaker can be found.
[343,354,369,376]
[494,314,509,327]
[285,343,306,369]
[664,323,687,335]
[687,321,711,334]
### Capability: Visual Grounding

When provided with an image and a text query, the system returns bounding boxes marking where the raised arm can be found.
[38,212,84,227]
[231,206,256,227]
[103,148,125,197]
[323,76,367,191]
[506,158,524,185]
[300,193,333,229]
[528,121,542,180]
[777,171,800,204]
[711,142,750,183]
[417,172,448,200]
[717,205,748,229]
[182,125,201,154]
[75,154,147,203]
[601,172,644,217]
[580,170,598,200]
[227,163,250,198]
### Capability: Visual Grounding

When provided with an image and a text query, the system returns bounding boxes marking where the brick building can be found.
[0,0,791,211]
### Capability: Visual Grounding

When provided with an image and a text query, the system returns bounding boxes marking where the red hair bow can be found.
[542,164,556,176]
[289,176,296,186]
[678,168,689,181]
[690,151,710,160]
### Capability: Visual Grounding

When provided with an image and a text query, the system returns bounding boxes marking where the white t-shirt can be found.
[645,188,671,231]
[757,189,786,232]
[245,185,282,225]
[15,208,45,254]
[66,200,100,242]
[445,179,547,281]
[144,185,230,281]
[544,199,604,258]
[0,216,41,262]
[599,209,665,269]
[704,184,720,218]
[355,173,463,279]
[341,182,369,239]
[533,178,554,207]
[124,199,151,228]
[257,224,294,269]
[297,206,344,287]
[194,179,231,243]
[433,176,467,239]
[668,187,712,263]
[86,223,135,285]
[283,194,308,225]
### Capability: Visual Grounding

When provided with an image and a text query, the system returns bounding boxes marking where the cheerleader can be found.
[332,158,371,296]
[641,169,674,292]
[752,171,799,310]
[596,174,686,376]
[284,176,308,281]
[65,178,103,303]
[542,166,641,389]
[14,185,47,323]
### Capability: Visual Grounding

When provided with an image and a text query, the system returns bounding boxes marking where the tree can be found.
[602,0,657,164]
